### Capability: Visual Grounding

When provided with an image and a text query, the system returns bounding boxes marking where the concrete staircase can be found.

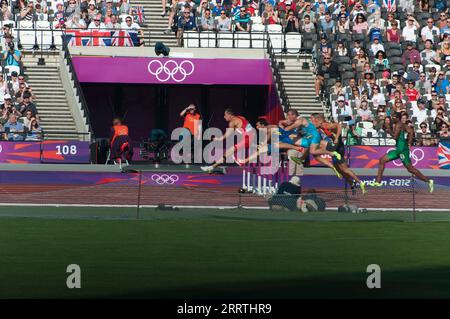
[131,0,179,47]
[22,53,79,140]
[277,56,326,118]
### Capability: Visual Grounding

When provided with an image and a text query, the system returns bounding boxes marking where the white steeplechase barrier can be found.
[241,153,288,196]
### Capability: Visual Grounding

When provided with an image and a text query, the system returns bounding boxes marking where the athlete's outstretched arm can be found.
[278,119,290,129]
[334,122,342,144]
[215,119,239,142]
[392,123,401,141]
[407,126,414,147]
[283,118,303,132]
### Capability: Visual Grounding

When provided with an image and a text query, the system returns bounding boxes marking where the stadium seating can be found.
[1,0,448,145]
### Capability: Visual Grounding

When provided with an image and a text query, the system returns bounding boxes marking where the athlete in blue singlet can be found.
[237,118,304,165]
[282,114,343,178]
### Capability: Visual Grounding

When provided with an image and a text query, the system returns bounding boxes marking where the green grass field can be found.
[1,207,450,299]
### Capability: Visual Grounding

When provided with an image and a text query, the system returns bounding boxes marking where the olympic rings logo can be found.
[151,174,180,185]
[386,148,425,166]
[147,60,195,82]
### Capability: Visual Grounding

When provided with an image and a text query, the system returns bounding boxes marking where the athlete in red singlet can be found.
[201,108,255,173]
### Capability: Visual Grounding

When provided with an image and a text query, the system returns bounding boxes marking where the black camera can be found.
[7,42,14,51]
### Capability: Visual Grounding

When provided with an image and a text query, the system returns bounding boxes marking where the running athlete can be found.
[310,113,366,194]
[283,116,343,178]
[201,108,255,173]
[236,118,305,165]
[372,114,434,192]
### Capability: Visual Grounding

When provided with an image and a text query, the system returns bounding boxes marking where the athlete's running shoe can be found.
[429,179,434,193]
[332,151,341,161]
[371,181,383,187]
[360,181,367,194]
[289,156,303,165]
[200,165,214,173]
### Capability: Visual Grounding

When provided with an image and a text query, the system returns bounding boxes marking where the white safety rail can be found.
[183,30,301,52]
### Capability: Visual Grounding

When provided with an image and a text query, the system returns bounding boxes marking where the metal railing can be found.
[62,43,94,140]
[340,129,448,146]
[0,130,91,142]
[267,36,291,113]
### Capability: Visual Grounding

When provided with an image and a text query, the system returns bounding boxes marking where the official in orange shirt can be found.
[179,104,201,138]
[110,117,133,163]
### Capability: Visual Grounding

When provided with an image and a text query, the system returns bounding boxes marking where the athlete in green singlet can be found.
[372,113,434,193]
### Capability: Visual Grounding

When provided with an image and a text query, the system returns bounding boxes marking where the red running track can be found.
[0,183,448,210]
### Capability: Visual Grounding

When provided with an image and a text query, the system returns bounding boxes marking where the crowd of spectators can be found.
[293,0,450,146]
[0,71,42,141]
[0,0,145,45]
[0,0,149,141]
[157,0,450,145]
[163,0,312,42]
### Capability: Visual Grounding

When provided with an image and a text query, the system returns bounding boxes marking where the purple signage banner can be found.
[0,142,41,164]
[0,170,448,188]
[310,146,440,169]
[348,146,439,169]
[41,141,90,163]
[72,57,272,85]
[0,141,90,164]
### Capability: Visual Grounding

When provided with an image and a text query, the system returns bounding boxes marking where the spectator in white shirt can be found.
[420,39,439,65]
[88,15,106,30]
[370,85,386,107]
[216,10,231,32]
[402,16,419,42]
[357,100,373,121]
[10,71,19,93]
[105,14,121,29]
[121,16,145,44]
[370,36,384,56]
[0,73,8,103]
[421,18,440,42]
[333,95,353,121]
[66,14,87,29]
[413,98,429,124]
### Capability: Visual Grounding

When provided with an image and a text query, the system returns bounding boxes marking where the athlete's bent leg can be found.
[337,163,361,184]
[315,155,343,179]
[278,142,304,152]
[404,163,429,183]
[375,155,390,184]
[404,163,434,193]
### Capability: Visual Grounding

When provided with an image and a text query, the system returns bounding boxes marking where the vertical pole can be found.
[252,172,256,193]
[247,171,251,191]
[344,129,350,207]
[136,170,142,220]
[263,177,267,195]
[411,176,416,222]
[257,175,262,194]
[242,168,246,189]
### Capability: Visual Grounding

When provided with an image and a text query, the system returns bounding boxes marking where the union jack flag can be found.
[111,30,134,47]
[90,30,113,46]
[64,30,91,46]
[65,29,139,47]
[438,140,450,169]
[133,6,145,24]
[383,0,396,12]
